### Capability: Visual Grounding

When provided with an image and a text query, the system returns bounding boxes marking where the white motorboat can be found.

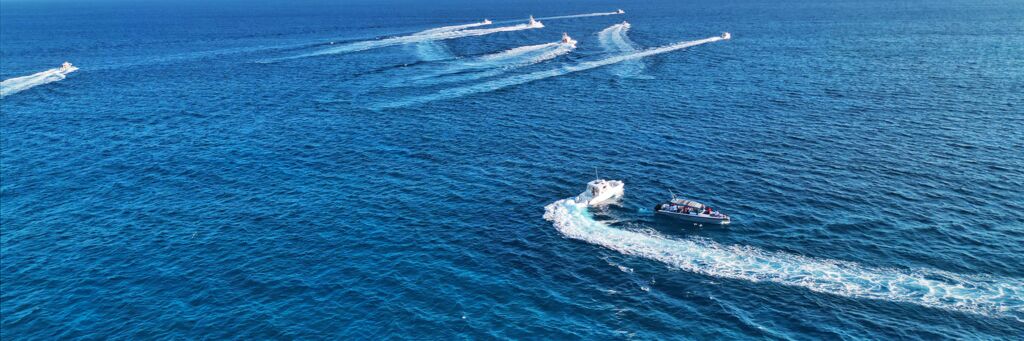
[560,32,577,47]
[58,61,78,74]
[721,32,732,40]
[576,179,624,206]
[622,21,630,28]
[616,9,625,14]
[482,19,492,25]
[528,15,544,28]
[654,196,731,225]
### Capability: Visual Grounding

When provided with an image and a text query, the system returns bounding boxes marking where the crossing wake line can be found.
[543,192,1024,321]
[494,9,625,24]
[411,41,455,61]
[409,19,493,61]
[374,33,729,109]
[402,38,576,86]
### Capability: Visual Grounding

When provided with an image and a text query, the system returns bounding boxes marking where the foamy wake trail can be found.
[0,67,76,98]
[413,20,492,36]
[405,42,574,86]
[409,20,492,60]
[376,35,724,109]
[280,22,542,60]
[598,23,647,78]
[543,195,1024,320]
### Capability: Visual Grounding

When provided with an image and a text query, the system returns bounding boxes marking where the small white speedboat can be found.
[655,197,730,225]
[528,15,544,28]
[616,9,625,14]
[721,32,732,40]
[560,32,577,47]
[622,21,630,28]
[482,19,492,25]
[576,179,624,206]
[58,61,78,74]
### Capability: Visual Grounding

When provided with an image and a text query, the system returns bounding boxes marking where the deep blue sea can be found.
[2,0,1024,339]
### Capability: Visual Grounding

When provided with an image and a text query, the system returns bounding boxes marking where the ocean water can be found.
[2,0,1024,339]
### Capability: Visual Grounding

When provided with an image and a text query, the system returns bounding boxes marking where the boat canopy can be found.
[670,198,705,209]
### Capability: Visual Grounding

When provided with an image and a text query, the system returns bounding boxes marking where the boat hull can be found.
[655,211,730,225]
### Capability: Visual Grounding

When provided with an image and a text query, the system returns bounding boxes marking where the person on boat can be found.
[705,207,713,215]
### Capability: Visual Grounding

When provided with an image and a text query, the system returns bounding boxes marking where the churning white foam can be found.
[376,35,725,109]
[597,23,648,78]
[0,66,78,98]
[542,194,1024,320]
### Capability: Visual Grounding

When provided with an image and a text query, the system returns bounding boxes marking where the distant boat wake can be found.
[493,9,624,24]
[597,22,649,78]
[375,34,727,109]
[403,40,575,86]
[274,21,542,61]
[0,66,78,98]
[543,193,1024,321]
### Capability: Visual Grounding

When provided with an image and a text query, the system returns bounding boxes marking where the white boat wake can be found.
[404,40,575,86]
[598,22,648,78]
[0,64,78,98]
[375,34,728,109]
[278,21,543,61]
[533,9,625,21]
[543,193,1024,321]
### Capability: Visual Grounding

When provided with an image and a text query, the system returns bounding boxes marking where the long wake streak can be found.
[281,22,542,60]
[543,195,1024,320]
[414,20,492,35]
[493,10,624,24]
[376,35,725,109]
[0,67,77,98]
[598,23,647,78]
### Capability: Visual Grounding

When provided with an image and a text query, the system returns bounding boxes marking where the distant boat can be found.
[482,19,492,25]
[560,32,577,47]
[528,15,544,28]
[654,196,731,225]
[58,61,78,74]
[721,32,731,40]
[616,9,625,14]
